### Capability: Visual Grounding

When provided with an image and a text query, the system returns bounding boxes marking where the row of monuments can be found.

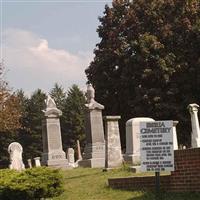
[7,84,200,170]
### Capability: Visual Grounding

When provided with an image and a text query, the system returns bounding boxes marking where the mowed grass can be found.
[52,167,200,200]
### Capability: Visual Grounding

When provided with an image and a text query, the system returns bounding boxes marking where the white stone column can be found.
[188,103,200,148]
[173,121,179,150]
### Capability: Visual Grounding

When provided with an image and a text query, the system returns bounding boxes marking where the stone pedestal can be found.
[188,103,200,148]
[104,116,122,169]
[79,84,105,168]
[173,121,179,150]
[41,96,68,168]
[124,117,155,165]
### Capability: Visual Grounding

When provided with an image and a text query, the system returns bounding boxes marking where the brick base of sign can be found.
[108,148,200,192]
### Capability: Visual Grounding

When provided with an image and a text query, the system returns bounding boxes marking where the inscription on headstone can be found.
[49,124,60,150]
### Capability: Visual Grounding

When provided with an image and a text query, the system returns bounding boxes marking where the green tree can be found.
[62,85,86,152]
[0,62,22,167]
[49,83,66,111]
[0,62,21,132]
[16,89,46,161]
[85,0,200,146]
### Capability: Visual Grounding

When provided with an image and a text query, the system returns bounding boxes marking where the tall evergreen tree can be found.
[62,85,86,152]
[85,0,200,146]
[17,89,46,161]
[49,83,66,110]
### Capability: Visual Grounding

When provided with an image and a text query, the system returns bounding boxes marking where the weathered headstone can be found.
[173,121,179,150]
[79,84,105,168]
[8,142,25,171]
[34,157,41,167]
[188,103,200,148]
[67,148,75,167]
[124,117,155,165]
[104,116,123,169]
[41,95,68,168]
[27,159,32,168]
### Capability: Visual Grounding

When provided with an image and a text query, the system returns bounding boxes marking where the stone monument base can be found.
[44,159,69,168]
[78,142,105,168]
[78,158,105,168]
[129,165,141,173]
[42,151,70,168]
[123,154,140,165]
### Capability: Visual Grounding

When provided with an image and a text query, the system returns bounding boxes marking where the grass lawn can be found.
[52,167,200,200]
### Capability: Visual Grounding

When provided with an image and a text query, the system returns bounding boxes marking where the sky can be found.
[1,0,112,95]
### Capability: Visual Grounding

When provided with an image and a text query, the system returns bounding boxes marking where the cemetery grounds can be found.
[52,167,200,200]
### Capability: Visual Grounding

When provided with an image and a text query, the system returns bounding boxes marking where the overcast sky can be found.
[1,0,112,95]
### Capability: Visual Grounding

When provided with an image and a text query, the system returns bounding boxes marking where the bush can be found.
[0,167,64,200]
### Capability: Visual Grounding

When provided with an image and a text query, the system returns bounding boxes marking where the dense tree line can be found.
[86,0,200,147]
[0,79,86,167]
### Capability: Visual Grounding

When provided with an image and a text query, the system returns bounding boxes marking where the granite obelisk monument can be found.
[41,96,68,168]
[79,84,105,168]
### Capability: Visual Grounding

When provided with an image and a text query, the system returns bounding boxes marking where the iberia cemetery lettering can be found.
[140,121,174,172]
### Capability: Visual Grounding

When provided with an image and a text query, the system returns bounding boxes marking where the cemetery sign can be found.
[140,121,174,172]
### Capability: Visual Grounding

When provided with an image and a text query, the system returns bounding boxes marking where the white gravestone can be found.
[124,117,155,165]
[34,157,41,167]
[8,142,25,171]
[104,116,123,169]
[173,121,179,150]
[188,103,200,148]
[67,148,75,167]
[27,159,32,168]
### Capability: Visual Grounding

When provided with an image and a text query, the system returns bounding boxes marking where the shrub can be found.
[0,167,64,200]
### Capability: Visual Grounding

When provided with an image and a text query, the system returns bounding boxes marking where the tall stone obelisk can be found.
[79,84,105,168]
[41,95,68,168]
